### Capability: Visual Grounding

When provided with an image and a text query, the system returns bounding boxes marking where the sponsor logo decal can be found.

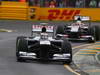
[48,9,80,20]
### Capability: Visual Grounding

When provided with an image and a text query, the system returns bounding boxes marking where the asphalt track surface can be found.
[0,20,91,75]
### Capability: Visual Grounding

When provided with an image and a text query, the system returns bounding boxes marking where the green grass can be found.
[0,29,8,32]
[0,29,12,32]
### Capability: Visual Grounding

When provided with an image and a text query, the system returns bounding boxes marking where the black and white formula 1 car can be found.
[16,23,72,64]
[61,16,100,43]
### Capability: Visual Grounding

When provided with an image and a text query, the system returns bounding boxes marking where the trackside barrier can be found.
[0,1,28,20]
[37,8,100,21]
[28,7,40,20]
[0,1,38,20]
[0,2,100,21]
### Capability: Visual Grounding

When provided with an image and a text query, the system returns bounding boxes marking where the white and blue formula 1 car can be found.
[60,15,100,43]
[16,23,72,64]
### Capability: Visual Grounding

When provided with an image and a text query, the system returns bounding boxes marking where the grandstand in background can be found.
[0,0,100,8]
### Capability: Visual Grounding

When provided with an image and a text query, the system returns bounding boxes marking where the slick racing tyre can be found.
[56,25,65,34]
[16,36,28,62]
[95,25,100,41]
[62,39,72,64]
[88,26,96,43]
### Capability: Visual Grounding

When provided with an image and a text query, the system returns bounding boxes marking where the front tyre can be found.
[62,39,72,64]
[16,36,28,62]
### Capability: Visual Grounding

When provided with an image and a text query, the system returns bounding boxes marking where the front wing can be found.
[18,51,71,62]
[66,35,95,42]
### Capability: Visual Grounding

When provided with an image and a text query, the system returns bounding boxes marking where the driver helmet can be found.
[41,27,48,39]
[41,27,46,33]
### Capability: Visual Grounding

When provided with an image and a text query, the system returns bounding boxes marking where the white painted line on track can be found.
[64,64,80,75]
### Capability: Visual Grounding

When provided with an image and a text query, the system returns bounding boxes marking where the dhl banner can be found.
[0,1,100,21]
[37,8,100,21]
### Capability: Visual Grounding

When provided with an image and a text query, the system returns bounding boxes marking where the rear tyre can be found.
[62,39,72,64]
[88,26,96,43]
[16,36,28,62]
[95,25,100,41]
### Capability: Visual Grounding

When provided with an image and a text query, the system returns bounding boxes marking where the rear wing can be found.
[74,15,91,21]
[32,25,54,33]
